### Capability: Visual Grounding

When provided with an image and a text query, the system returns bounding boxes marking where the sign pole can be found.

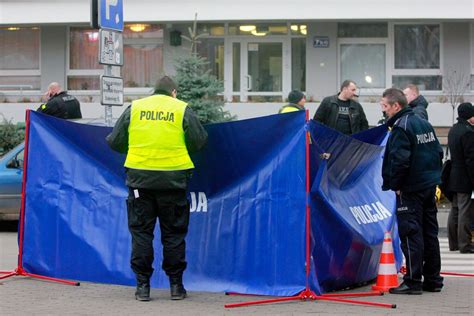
[104,65,114,126]
[94,0,124,126]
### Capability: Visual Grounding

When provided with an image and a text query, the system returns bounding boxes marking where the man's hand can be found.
[396,190,401,195]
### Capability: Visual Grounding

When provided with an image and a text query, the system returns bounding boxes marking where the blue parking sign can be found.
[99,0,123,32]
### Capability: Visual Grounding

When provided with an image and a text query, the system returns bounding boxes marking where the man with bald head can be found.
[37,82,82,119]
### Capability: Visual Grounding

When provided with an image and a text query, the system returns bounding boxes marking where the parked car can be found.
[0,118,115,221]
[0,142,24,220]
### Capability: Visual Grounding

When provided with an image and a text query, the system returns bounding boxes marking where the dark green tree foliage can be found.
[174,55,235,124]
[0,114,25,155]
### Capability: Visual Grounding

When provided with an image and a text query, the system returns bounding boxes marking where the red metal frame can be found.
[441,272,474,278]
[224,110,396,309]
[0,110,79,286]
[401,266,474,278]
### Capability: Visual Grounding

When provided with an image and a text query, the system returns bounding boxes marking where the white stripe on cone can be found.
[378,263,398,275]
[381,233,393,254]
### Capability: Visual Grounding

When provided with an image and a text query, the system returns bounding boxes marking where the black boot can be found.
[135,275,150,301]
[170,275,187,300]
[389,282,422,295]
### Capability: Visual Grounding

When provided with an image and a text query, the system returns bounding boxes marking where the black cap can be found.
[458,102,474,120]
[288,90,305,104]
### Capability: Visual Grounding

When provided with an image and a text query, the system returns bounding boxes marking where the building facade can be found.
[0,0,473,125]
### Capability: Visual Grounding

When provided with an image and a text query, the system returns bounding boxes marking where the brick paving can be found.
[1,221,473,315]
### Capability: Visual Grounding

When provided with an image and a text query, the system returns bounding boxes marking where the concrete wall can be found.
[306,22,338,102]
[162,24,194,77]
[442,22,472,89]
[2,1,473,25]
[0,101,459,128]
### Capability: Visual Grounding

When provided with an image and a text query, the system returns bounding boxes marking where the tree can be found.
[443,68,470,124]
[0,114,25,155]
[174,14,235,124]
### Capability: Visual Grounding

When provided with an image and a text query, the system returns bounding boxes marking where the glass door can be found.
[228,38,288,102]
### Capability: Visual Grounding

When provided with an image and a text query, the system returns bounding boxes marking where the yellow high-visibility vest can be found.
[279,105,302,113]
[124,95,194,171]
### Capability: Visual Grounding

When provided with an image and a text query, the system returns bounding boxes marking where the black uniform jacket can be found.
[106,99,208,190]
[313,94,369,134]
[382,107,443,192]
[447,118,474,193]
[37,91,82,119]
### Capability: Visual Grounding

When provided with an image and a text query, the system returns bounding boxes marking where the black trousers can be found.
[127,188,190,280]
[396,186,443,289]
[448,192,474,252]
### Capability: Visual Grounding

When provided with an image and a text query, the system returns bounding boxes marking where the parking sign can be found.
[99,0,123,31]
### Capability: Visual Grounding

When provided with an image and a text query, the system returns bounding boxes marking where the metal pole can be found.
[104,65,113,126]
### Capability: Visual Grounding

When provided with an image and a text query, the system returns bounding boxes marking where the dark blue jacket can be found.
[382,107,443,192]
[408,95,429,121]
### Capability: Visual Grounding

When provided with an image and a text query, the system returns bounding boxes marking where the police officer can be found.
[380,88,444,294]
[279,90,306,113]
[37,82,82,119]
[106,76,208,301]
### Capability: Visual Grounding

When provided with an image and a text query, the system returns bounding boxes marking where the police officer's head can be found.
[380,88,407,119]
[154,76,177,98]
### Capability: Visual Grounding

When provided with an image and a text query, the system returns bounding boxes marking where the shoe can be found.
[170,283,187,300]
[423,284,443,292]
[135,283,150,301]
[389,283,422,295]
[459,249,474,254]
[170,275,187,300]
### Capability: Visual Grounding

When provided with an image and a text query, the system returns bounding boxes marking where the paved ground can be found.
[1,217,473,316]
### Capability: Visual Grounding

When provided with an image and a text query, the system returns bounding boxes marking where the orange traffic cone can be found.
[372,232,399,292]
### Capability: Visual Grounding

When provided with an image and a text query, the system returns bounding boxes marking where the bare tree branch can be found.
[443,68,470,124]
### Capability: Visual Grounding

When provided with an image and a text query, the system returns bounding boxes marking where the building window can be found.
[123,24,163,88]
[197,38,225,82]
[228,23,288,36]
[338,23,388,38]
[337,23,388,90]
[69,28,101,71]
[393,75,442,91]
[197,24,225,36]
[291,38,306,91]
[0,27,40,90]
[68,24,163,90]
[340,44,386,89]
[232,43,241,92]
[392,24,441,90]
[394,25,440,69]
[290,25,307,36]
